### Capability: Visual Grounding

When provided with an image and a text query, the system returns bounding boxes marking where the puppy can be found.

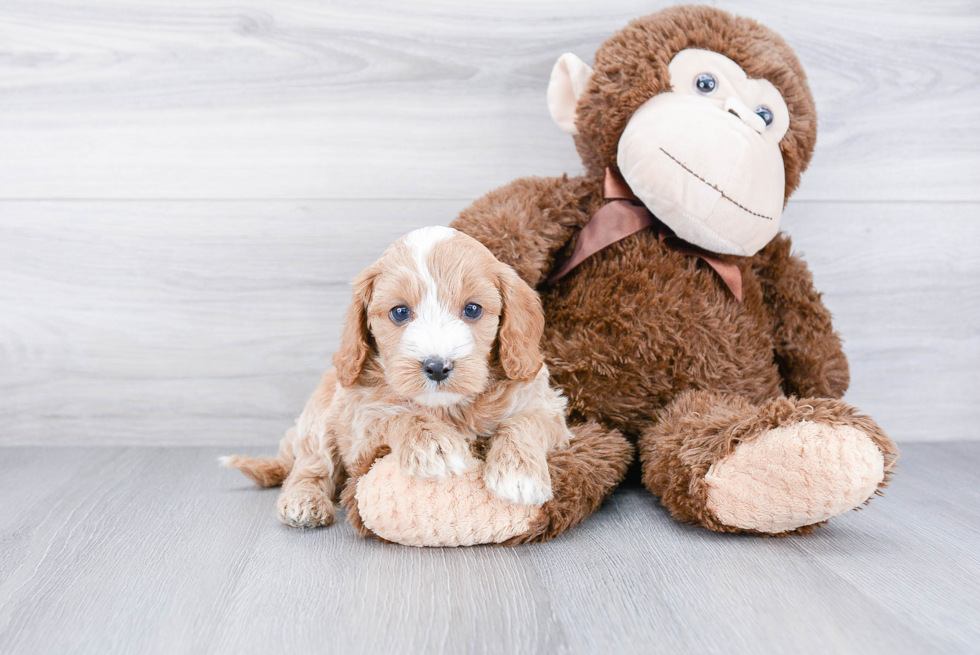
[222,226,571,528]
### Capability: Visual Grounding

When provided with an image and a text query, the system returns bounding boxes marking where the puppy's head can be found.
[333,226,544,406]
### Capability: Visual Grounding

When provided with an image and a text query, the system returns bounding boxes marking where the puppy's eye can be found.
[754,106,774,127]
[462,303,483,320]
[695,73,716,95]
[389,305,412,324]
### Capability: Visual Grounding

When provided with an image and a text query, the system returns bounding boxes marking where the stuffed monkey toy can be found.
[344,5,898,545]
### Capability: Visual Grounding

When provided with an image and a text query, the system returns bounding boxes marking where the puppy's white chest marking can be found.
[413,390,469,408]
[401,227,475,363]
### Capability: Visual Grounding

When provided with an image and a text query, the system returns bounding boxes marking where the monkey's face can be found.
[548,48,793,257]
[617,50,789,256]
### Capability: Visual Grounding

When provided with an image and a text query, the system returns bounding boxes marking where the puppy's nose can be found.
[422,357,453,382]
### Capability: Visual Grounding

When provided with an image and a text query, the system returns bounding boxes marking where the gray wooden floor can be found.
[0,442,977,655]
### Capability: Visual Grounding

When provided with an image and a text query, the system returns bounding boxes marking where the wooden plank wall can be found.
[1,0,977,444]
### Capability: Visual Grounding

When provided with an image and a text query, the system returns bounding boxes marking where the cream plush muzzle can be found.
[550,48,791,256]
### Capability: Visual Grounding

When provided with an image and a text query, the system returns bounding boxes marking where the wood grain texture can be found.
[1,199,976,445]
[0,1,976,445]
[0,199,462,446]
[0,443,977,655]
[0,0,977,200]
[782,201,980,443]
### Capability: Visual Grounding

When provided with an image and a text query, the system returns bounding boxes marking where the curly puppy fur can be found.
[225,227,585,530]
[449,5,897,535]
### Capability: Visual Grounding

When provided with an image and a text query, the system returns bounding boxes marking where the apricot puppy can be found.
[222,226,571,528]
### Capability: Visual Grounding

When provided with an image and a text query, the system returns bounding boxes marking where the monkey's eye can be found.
[755,106,774,127]
[695,73,717,95]
[389,305,412,324]
[462,303,483,320]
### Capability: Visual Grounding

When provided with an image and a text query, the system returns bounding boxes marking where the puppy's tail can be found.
[219,454,292,487]
[220,429,297,487]
[221,369,337,488]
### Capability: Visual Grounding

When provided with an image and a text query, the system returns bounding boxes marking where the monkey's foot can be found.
[640,392,898,535]
[704,420,885,533]
[342,422,633,546]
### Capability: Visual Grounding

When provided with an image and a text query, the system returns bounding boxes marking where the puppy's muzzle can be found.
[422,357,453,382]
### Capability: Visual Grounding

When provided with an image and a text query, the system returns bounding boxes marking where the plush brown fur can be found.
[456,179,841,436]
[446,5,898,536]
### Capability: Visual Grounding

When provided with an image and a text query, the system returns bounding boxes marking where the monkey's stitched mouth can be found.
[658,147,774,221]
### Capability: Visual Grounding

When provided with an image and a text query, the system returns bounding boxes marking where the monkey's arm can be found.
[451,175,599,287]
[756,233,850,399]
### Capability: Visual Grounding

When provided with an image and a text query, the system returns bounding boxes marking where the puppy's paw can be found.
[483,454,553,506]
[398,430,471,481]
[277,487,335,528]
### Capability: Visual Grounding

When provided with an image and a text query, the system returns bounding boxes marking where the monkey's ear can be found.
[547,53,594,135]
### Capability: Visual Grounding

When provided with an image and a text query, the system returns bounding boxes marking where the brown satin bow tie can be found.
[547,168,743,301]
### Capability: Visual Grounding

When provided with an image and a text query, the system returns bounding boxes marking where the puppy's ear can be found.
[333,264,379,387]
[497,265,545,382]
